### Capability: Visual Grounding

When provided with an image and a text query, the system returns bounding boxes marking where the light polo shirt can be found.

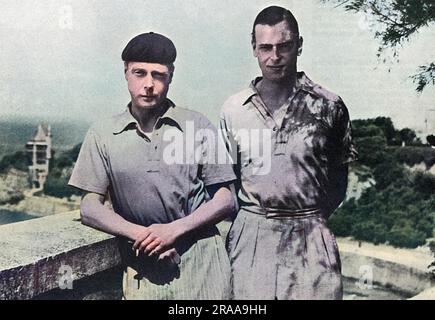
[220,72,358,213]
[69,100,236,227]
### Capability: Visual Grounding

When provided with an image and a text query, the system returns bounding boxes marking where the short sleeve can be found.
[198,118,236,186]
[332,100,358,165]
[68,128,110,194]
[220,108,241,162]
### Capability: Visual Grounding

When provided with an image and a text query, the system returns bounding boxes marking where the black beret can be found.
[121,32,177,64]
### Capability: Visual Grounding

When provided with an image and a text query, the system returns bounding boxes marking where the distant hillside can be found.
[0,118,89,158]
[329,117,435,249]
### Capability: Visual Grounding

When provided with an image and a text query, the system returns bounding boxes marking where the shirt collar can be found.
[112,98,182,134]
[241,71,317,105]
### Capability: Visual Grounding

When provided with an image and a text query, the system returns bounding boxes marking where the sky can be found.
[0,0,434,136]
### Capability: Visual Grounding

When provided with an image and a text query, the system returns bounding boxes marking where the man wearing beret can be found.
[69,32,236,299]
[220,6,358,299]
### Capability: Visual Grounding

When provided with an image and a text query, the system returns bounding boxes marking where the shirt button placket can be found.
[147,131,161,172]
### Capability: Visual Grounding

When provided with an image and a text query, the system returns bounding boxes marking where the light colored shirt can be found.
[220,72,358,213]
[69,100,236,226]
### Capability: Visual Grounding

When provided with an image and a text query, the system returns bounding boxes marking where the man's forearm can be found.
[172,187,235,237]
[80,193,142,240]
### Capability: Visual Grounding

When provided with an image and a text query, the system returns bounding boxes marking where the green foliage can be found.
[329,117,435,248]
[43,143,83,198]
[44,174,82,198]
[372,155,408,190]
[352,117,423,147]
[354,135,388,168]
[387,220,427,248]
[393,146,435,168]
[67,143,82,161]
[399,128,422,146]
[412,62,435,93]
[352,221,388,245]
[322,0,435,92]
[413,171,435,198]
[328,199,359,236]
[353,117,396,142]
[351,117,424,168]
[0,151,29,173]
[329,180,434,248]
[352,123,384,138]
[372,117,397,142]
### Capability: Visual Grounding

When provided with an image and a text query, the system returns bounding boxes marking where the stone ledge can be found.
[0,210,121,300]
[1,212,433,299]
[337,238,434,296]
[340,251,433,296]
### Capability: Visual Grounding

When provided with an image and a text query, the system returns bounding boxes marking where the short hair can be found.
[251,6,299,46]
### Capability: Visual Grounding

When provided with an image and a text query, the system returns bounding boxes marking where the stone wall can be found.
[0,211,120,299]
[0,211,433,300]
[341,251,433,296]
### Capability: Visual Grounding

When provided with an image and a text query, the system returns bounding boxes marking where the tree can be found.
[399,128,421,145]
[352,220,388,244]
[373,117,397,144]
[387,219,427,247]
[373,157,407,190]
[413,171,435,198]
[328,199,359,236]
[352,123,384,138]
[0,151,29,172]
[352,117,403,145]
[64,143,82,162]
[43,143,83,198]
[357,136,388,166]
[322,0,435,92]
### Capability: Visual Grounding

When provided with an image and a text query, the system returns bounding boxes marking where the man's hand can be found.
[130,184,235,260]
[157,248,181,265]
[132,221,185,257]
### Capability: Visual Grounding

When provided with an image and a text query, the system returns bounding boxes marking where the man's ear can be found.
[169,66,175,84]
[252,41,258,58]
[297,36,303,56]
[124,62,129,80]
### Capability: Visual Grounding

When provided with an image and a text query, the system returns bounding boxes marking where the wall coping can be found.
[0,212,433,299]
[0,210,121,300]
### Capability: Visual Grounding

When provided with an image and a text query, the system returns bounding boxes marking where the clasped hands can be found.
[132,221,184,264]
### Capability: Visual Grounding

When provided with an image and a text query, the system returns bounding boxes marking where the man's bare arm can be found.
[134,184,236,255]
[80,192,147,241]
[81,192,180,261]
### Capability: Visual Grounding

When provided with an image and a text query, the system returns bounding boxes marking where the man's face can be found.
[125,62,172,110]
[253,20,302,82]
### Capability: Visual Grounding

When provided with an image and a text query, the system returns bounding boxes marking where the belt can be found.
[241,205,323,219]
